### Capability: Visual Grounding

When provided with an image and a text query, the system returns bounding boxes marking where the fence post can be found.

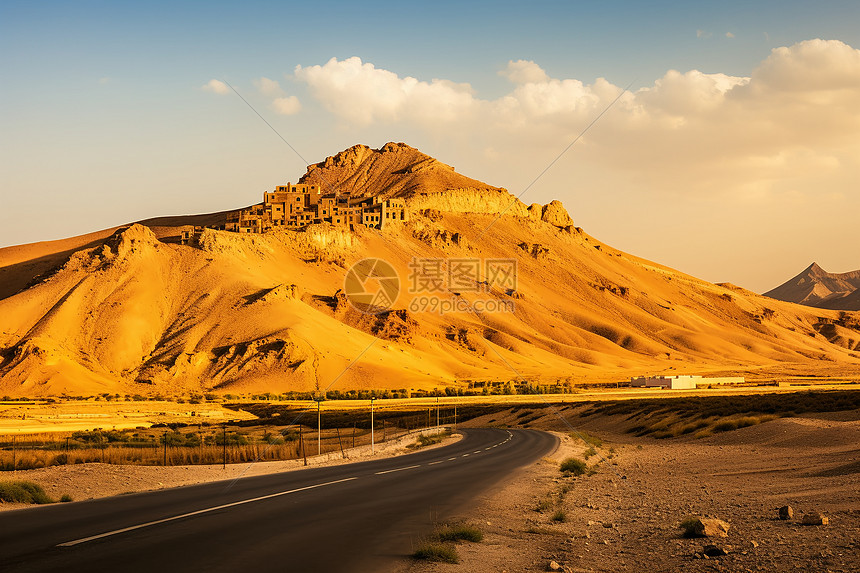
[222,425,226,469]
[335,427,346,459]
[11,436,15,473]
[163,430,167,467]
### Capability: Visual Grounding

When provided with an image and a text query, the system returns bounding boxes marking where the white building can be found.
[629,375,745,389]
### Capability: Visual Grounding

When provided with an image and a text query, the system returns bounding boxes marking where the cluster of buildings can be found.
[224,183,408,234]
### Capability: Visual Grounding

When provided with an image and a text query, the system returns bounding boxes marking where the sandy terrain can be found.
[394,409,860,573]
[0,400,255,434]
[0,427,458,511]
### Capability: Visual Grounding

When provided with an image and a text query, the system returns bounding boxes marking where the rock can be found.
[540,200,574,227]
[547,560,563,571]
[702,545,729,557]
[778,505,793,520]
[682,517,730,538]
[801,512,829,525]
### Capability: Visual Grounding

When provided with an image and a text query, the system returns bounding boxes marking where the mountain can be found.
[765,263,860,311]
[1,143,859,397]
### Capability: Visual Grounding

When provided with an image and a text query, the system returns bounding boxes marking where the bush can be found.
[551,510,567,522]
[560,457,587,476]
[535,498,553,512]
[435,524,483,543]
[0,481,54,504]
[60,494,73,503]
[412,542,459,563]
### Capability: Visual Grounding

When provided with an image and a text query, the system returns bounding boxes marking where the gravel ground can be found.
[394,410,860,573]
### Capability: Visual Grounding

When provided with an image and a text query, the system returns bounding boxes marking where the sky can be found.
[2,0,859,293]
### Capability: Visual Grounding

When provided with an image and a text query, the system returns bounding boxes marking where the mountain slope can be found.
[1,144,859,397]
[765,263,860,310]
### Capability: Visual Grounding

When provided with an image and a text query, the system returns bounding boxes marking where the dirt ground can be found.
[0,427,458,511]
[394,407,860,573]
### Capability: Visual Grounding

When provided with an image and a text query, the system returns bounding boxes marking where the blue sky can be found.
[2,1,859,291]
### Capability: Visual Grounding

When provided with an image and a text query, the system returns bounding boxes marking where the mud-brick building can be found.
[225,183,409,233]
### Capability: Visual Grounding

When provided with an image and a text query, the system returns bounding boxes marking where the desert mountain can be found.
[1,143,859,397]
[765,263,860,311]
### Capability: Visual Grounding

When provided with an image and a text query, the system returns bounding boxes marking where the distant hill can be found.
[765,263,860,311]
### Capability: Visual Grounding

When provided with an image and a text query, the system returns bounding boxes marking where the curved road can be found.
[0,428,557,573]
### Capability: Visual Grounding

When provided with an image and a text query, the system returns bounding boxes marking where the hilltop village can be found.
[225,183,408,233]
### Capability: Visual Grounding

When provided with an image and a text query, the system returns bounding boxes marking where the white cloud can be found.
[292,41,860,206]
[500,60,550,84]
[696,29,712,38]
[726,32,735,38]
[294,57,475,126]
[202,79,230,95]
[272,96,301,115]
[254,76,285,97]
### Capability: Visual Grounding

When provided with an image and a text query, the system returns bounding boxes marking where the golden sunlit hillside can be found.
[1,143,859,397]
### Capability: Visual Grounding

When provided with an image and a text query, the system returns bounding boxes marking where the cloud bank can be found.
[289,40,860,202]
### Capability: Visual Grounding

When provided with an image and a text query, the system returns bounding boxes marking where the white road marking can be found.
[448,457,457,461]
[473,451,482,454]
[57,477,358,547]
[428,460,444,465]
[462,454,469,457]
[375,465,421,475]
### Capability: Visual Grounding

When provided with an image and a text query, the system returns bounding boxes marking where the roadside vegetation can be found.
[407,429,452,450]
[581,389,860,438]
[412,523,483,564]
[0,480,71,504]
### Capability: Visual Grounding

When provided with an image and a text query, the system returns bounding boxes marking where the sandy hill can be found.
[1,144,860,397]
[765,262,860,311]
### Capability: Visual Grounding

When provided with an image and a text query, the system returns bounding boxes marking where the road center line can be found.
[57,477,358,547]
[448,457,457,461]
[428,460,444,465]
[375,465,421,475]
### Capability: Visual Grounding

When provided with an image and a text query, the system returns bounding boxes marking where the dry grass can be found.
[584,390,860,439]
[412,542,459,563]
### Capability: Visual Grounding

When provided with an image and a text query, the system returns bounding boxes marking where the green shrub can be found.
[412,542,459,563]
[551,510,567,522]
[560,457,587,476]
[0,481,54,504]
[60,494,73,503]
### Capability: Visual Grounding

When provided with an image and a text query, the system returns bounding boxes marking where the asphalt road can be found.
[0,428,558,573]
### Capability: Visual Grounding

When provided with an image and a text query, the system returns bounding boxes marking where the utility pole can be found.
[222,424,226,469]
[299,425,307,466]
[454,403,457,429]
[370,396,376,454]
[316,396,322,456]
[436,397,440,428]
